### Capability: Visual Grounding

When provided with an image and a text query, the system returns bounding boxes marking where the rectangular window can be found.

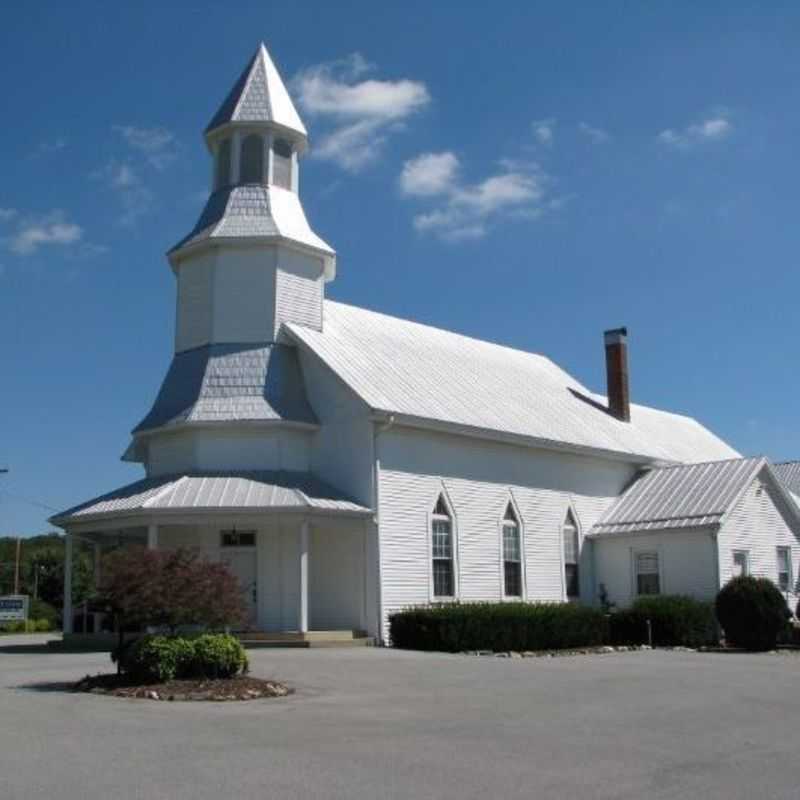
[563,521,579,599]
[432,518,454,597]
[777,547,792,593]
[732,550,749,578]
[635,552,660,596]
[220,530,256,548]
[503,522,522,597]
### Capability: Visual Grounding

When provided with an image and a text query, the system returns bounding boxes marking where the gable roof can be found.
[590,457,765,536]
[285,301,739,465]
[773,461,800,496]
[50,470,369,525]
[133,343,318,435]
[205,43,306,139]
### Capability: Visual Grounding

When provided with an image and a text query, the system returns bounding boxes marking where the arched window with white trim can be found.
[502,504,522,597]
[240,134,264,184]
[563,510,580,600]
[431,495,454,598]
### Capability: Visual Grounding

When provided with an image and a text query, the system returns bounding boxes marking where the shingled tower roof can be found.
[205,42,307,141]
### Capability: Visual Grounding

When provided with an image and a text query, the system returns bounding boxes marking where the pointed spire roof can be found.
[205,43,307,140]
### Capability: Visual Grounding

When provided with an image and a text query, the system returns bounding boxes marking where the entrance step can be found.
[236,630,374,648]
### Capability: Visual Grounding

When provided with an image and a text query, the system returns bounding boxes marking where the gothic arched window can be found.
[240,134,264,184]
[272,137,293,190]
[502,504,522,597]
[431,495,455,598]
[563,510,580,600]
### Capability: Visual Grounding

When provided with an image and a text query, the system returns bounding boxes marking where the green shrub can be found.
[389,602,608,652]
[715,576,790,651]
[608,595,718,648]
[29,599,58,627]
[34,618,52,632]
[190,634,248,679]
[115,635,196,683]
[114,633,248,683]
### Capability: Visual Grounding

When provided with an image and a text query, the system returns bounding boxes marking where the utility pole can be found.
[14,537,21,595]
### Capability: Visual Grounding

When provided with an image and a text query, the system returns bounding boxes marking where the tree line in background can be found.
[0,534,94,622]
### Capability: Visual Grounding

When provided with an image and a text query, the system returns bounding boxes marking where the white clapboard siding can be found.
[299,347,375,508]
[274,250,324,335]
[377,426,633,637]
[718,476,800,608]
[593,528,719,608]
[175,253,214,352]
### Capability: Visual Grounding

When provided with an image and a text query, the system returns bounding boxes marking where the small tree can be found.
[96,547,247,667]
[715,575,790,651]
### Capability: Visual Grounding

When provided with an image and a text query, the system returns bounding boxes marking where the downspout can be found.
[372,414,395,645]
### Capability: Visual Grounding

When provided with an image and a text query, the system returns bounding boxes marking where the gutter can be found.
[369,410,669,468]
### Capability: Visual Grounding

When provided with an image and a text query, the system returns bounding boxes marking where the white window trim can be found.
[427,486,459,602]
[732,549,750,578]
[631,546,663,598]
[560,504,582,602]
[498,493,527,601]
[776,546,793,593]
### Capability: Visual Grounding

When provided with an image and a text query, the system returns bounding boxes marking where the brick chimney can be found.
[604,327,630,422]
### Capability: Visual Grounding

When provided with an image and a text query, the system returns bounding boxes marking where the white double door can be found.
[220,549,258,628]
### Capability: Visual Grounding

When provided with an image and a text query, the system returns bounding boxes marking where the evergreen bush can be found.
[715,576,790,651]
[608,595,717,648]
[389,602,608,652]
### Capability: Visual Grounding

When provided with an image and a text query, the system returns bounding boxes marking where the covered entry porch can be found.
[51,472,376,640]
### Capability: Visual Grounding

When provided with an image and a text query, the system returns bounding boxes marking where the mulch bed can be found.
[74,673,292,701]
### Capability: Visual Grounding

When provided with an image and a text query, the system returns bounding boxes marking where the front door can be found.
[220,531,258,629]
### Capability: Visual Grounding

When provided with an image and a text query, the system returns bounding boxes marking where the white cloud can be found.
[658,113,732,149]
[293,54,430,171]
[5,211,83,255]
[578,122,610,143]
[532,118,556,146]
[402,153,550,242]
[114,125,178,169]
[399,152,460,196]
[91,161,154,226]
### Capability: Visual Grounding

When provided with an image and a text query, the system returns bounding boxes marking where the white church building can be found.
[53,44,800,643]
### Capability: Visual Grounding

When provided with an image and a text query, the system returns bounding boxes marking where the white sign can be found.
[0,595,29,622]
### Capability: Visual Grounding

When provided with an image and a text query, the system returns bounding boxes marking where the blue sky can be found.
[2,2,800,534]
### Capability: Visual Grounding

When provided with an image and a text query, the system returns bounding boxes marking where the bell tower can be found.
[168,43,335,354]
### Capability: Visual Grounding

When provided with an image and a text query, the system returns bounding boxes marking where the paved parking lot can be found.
[2,635,799,800]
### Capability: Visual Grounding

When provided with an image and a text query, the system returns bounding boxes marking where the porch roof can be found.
[50,471,371,525]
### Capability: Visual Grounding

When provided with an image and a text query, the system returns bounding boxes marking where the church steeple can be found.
[167,44,335,354]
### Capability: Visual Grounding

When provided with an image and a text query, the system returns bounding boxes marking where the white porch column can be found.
[147,523,158,550]
[298,520,309,634]
[62,533,73,634]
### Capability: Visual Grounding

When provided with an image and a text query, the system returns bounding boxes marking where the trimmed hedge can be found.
[608,595,717,648]
[114,633,249,683]
[389,602,608,652]
[715,576,790,651]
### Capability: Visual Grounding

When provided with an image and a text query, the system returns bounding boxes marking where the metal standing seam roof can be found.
[773,461,800,496]
[589,457,766,536]
[205,42,307,138]
[51,471,370,524]
[286,301,740,465]
[132,343,318,434]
